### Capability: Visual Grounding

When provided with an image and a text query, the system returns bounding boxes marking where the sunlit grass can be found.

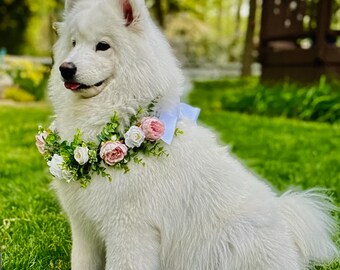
[0,105,71,270]
[0,103,339,269]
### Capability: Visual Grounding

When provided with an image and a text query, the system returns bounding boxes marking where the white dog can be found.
[47,0,338,269]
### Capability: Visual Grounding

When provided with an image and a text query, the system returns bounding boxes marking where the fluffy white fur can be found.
[49,0,338,269]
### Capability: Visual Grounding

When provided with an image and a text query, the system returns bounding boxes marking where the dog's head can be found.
[50,0,184,103]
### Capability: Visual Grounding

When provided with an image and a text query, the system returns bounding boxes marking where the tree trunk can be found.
[216,0,224,34]
[235,0,243,38]
[241,0,257,77]
[154,0,165,28]
[167,0,179,14]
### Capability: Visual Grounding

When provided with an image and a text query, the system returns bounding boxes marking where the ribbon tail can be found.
[159,103,200,145]
[180,103,200,123]
[159,112,178,145]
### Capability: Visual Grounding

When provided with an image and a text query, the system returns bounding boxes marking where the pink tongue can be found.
[64,82,81,91]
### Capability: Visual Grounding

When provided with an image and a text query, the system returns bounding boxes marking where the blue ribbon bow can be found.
[159,103,200,145]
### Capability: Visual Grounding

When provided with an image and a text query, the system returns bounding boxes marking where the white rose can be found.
[47,154,73,182]
[74,146,89,165]
[124,126,145,148]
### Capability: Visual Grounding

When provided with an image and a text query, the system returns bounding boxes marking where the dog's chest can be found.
[52,171,158,229]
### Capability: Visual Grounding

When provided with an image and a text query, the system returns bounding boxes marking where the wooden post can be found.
[154,0,164,28]
[241,0,257,77]
[315,0,332,63]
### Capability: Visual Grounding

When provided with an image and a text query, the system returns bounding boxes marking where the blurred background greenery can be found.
[1,0,340,123]
[0,0,261,102]
[0,0,253,61]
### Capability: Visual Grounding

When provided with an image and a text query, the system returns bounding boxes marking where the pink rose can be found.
[35,131,48,154]
[140,117,165,141]
[100,141,128,166]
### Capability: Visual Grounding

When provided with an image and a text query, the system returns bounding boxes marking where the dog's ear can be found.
[65,0,79,12]
[120,0,145,27]
[52,22,62,36]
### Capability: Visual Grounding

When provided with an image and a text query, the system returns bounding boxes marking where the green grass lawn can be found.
[0,103,339,269]
[0,105,71,270]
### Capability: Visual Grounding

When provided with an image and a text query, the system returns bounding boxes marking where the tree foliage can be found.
[0,0,63,55]
[0,0,253,66]
[0,0,31,54]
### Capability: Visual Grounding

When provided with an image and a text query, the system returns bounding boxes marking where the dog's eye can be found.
[72,40,76,47]
[96,42,110,51]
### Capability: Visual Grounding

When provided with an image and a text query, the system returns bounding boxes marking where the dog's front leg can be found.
[70,218,105,270]
[105,223,161,270]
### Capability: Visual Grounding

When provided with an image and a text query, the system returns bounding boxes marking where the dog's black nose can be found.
[59,62,77,80]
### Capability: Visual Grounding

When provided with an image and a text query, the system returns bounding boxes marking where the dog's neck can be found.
[53,88,179,143]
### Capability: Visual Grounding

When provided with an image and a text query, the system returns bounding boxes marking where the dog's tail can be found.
[279,189,338,264]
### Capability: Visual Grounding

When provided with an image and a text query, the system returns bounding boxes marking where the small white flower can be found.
[47,154,73,182]
[74,146,89,165]
[124,126,145,148]
[111,134,118,141]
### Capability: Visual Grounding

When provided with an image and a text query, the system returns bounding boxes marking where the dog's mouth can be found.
[64,80,105,91]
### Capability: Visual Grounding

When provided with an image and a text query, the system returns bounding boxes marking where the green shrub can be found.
[190,77,340,124]
[6,59,50,100]
[3,86,35,102]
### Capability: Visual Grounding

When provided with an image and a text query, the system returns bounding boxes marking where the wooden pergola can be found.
[259,0,340,82]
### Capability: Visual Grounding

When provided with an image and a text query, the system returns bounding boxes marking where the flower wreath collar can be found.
[36,101,200,187]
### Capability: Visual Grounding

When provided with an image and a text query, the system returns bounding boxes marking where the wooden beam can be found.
[315,0,332,62]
